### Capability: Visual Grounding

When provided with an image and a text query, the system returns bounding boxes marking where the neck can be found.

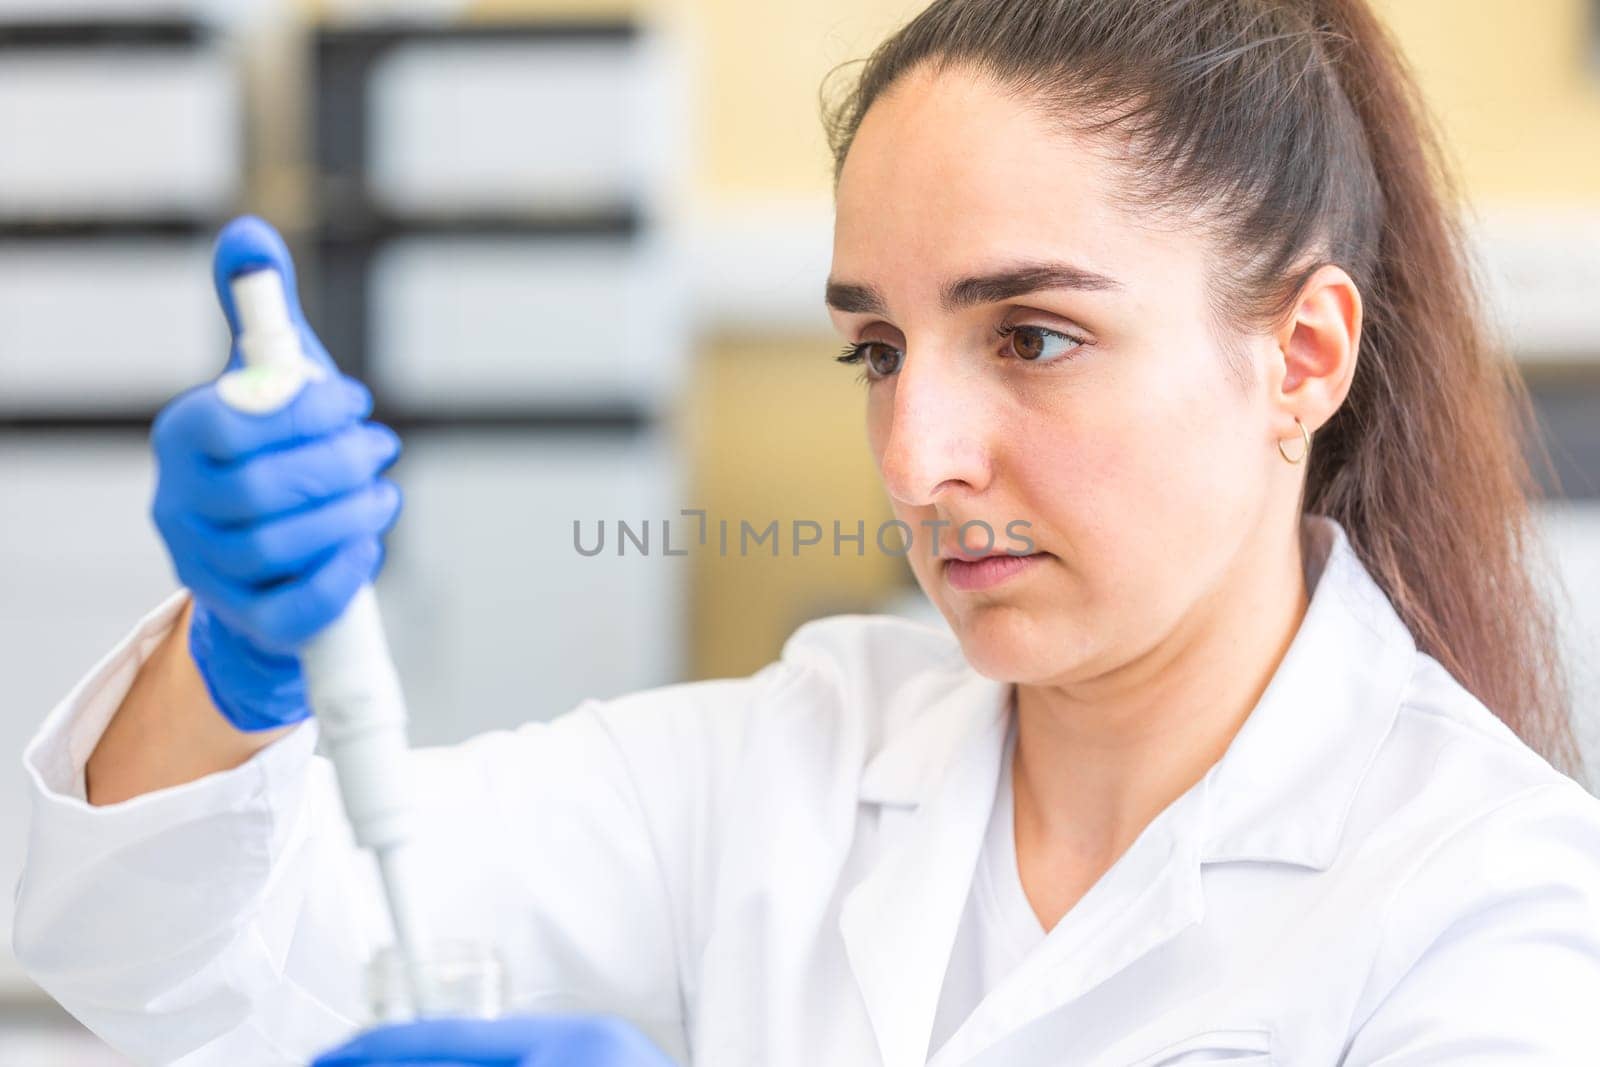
[1012,518,1312,868]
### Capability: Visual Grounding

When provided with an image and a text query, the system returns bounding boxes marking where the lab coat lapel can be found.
[839,673,1013,1067]
[928,775,1210,1065]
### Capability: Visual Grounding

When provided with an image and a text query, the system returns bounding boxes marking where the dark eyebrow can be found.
[824,259,1123,317]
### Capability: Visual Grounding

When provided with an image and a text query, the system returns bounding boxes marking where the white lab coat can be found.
[12,514,1600,1066]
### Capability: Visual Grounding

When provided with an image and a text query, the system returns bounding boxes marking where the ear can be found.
[1272,263,1362,437]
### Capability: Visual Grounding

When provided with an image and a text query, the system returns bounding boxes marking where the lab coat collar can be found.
[841,670,1013,1067]
[841,514,1415,1065]
[1198,513,1416,870]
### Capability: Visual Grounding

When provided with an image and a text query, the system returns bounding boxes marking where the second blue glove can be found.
[311,1014,679,1067]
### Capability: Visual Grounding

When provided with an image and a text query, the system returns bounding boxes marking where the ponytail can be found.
[1302,0,1582,780]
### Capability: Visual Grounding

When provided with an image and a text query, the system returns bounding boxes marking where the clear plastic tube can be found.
[367,939,507,1024]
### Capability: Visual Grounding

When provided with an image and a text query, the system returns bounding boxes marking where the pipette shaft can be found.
[221,268,436,1012]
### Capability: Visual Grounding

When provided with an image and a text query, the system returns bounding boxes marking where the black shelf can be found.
[1526,375,1600,499]
[0,18,211,50]
[0,218,219,241]
[314,208,641,243]
[0,406,655,437]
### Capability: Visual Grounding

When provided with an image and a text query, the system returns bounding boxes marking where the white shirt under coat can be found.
[12,514,1600,1065]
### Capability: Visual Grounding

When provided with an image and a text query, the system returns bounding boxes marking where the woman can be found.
[13,0,1600,1063]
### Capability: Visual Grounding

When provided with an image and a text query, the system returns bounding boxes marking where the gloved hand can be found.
[150,215,403,731]
[309,1015,678,1066]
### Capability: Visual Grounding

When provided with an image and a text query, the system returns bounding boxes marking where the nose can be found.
[875,346,993,509]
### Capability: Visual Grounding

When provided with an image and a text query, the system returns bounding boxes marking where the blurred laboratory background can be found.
[0,0,1597,1060]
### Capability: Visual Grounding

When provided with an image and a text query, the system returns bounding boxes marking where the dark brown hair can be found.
[821,0,1584,780]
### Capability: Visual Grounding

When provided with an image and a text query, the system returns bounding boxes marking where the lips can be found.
[934,521,1041,562]
[942,550,1046,591]
[940,542,1040,562]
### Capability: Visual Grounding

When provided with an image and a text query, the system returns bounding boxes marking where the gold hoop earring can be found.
[1277,416,1311,465]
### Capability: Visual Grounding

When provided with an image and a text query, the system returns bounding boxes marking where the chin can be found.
[945,605,1078,684]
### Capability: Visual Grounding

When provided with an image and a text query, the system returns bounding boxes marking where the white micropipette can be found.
[218,268,437,1014]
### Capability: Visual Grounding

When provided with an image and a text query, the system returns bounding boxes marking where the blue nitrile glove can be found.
[310,1015,677,1066]
[150,215,403,731]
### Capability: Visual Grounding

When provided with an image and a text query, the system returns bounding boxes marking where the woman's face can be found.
[828,65,1295,687]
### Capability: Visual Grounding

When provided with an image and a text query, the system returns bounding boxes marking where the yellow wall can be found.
[686,0,922,199]
[1377,0,1600,204]
[681,335,903,677]
[688,0,1600,203]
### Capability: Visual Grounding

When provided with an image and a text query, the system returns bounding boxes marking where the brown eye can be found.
[864,342,903,377]
[996,324,1085,365]
[1008,329,1044,361]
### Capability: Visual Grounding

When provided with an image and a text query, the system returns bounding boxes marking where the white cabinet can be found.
[375,430,691,744]
[369,235,688,411]
[367,34,679,216]
[0,240,223,411]
[317,21,697,739]
[0,50,239,217]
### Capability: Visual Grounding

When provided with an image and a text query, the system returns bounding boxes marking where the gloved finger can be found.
[158,546,261,636]
[212,215,343,376]
[521,1015,676,1066]
[181,480,401,585]
[236,534,384,652]
[313,1055,484,1067]
[311,1018,525,1065]
[152,372,373,466]
[182,421,400,524]
[211,215,302,338]
[311,1016,670,1067]
[166,534,379,654]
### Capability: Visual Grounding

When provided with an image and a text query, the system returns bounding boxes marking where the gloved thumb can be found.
[211,214,336,373]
